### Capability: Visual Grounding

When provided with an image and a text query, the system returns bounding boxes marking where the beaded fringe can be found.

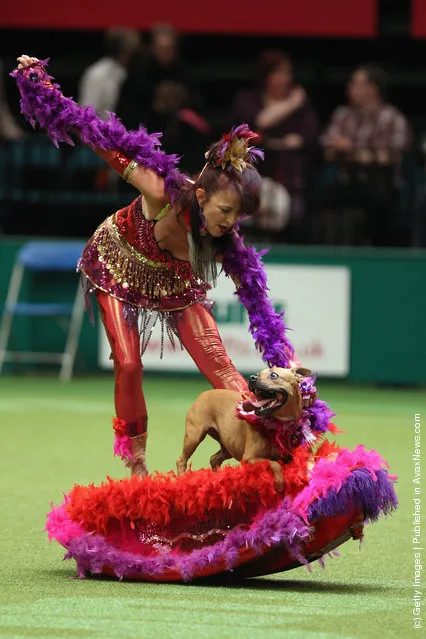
[80,273,95,325]
[122,303,183,358]
[80,273,185,359]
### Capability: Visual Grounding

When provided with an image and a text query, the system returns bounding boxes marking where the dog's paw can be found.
[274,478,285,492]
[176,457,188,475]
[129,459,149,477]
[270,462,285,492]
[274,474,285,491]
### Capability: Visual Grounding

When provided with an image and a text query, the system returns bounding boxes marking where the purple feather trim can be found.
[60,498,309,581]
[293,444,396,520]
[307,468,398,523]
[11,60,185,201]
[222,233,294,367]
[307,399,336,435]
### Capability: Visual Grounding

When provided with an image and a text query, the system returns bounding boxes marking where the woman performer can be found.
[13,55,313,476]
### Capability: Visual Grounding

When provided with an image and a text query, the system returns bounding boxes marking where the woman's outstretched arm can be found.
[12,56,184,207]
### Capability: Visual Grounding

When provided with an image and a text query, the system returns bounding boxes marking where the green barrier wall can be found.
[1,238,425,384]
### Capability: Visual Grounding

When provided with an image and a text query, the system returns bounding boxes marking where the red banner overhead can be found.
[0,0,378,37]
[412,0,426,37]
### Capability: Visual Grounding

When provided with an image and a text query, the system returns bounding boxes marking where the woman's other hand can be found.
[281,133,303,149]
[16,55,39,70]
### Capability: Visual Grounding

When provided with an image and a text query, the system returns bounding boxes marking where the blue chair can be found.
[0,241,86,381]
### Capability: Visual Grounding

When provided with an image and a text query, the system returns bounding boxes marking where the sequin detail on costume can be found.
[136,510,253,552]
[78,195,210,311]
[78,195,212,355]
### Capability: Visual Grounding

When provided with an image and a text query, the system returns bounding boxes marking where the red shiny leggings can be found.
[97,292,248,436]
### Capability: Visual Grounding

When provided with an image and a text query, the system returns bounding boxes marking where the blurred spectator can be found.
[231,50,319,237]
[116,23,194,132]
[156,81,212,176]
[320,64,411,245]
[322,65,410,162]
[78,28,141,117]
[0,60,25,140]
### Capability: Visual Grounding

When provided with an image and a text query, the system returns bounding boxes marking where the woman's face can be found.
[265,62,293,97]
[196,187,242,238]
[347,70,374,107]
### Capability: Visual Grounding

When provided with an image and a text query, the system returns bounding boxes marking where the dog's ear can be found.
[291,366,312,380]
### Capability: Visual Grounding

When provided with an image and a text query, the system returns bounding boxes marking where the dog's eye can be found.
[269,372,279,379]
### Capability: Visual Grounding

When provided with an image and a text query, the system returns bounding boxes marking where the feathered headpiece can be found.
[205,124,264,172]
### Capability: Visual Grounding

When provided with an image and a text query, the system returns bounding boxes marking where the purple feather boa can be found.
[11,60,186,200]
[221,234,336,432]
[222,233,294,368]
[62,499,309,581]
[307,399,336,435]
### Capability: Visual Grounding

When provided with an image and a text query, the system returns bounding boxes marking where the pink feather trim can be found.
[45,502,84,546]
[113,435,135,461]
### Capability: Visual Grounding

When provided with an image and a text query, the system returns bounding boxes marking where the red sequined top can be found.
[78,196,210,310]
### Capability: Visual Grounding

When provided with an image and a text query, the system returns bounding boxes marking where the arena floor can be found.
[0,374,423,639]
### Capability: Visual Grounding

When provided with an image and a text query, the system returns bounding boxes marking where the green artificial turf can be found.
[0,374,424,639]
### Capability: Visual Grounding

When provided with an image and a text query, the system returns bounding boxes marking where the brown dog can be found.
[176,366,311,489]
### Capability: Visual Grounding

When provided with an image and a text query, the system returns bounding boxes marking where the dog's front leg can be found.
[268,460,284,491]
[242,455,284,492]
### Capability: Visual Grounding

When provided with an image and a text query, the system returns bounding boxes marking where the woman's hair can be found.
[355,64,389,100]
[179,159,262,253]
[254,50,292,90]
[177,127,263,276]
[198,162,261,218]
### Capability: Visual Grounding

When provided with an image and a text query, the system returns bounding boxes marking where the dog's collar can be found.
[236,399,316,458]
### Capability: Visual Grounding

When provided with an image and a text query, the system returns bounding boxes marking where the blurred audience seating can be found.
[2,39,426,247]
[0,138,131,237]
[0,133,424,246]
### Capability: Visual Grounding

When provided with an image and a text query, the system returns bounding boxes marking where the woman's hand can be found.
[16,55,39,70]
[281,133,303,149]
[256,86,307,131]
[15,55,54,90]
[327,135,354,151]
[263,133,304,150]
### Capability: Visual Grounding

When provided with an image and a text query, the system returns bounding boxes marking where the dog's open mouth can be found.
[242,390,288,416]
